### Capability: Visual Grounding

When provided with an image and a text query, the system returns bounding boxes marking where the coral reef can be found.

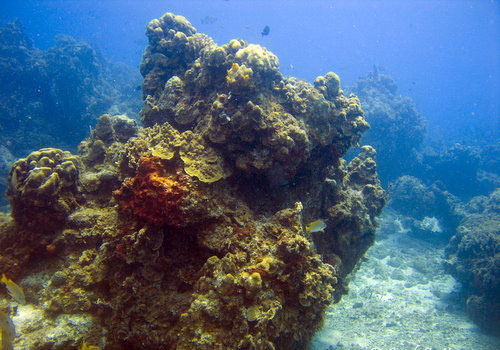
[0,19,143,209]
[415,143,499,200]
[444,189,500,335]
[0,20,142,157]
[0,13,385,349]
[312,146,385,282]
[387,175,461,241]
[7,148,81,231]
[140,13,368,182]
[0,146,15,210]
[349,68,498,200]
[348,67,426,185]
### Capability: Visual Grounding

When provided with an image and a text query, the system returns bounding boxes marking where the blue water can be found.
[1,0,498,147]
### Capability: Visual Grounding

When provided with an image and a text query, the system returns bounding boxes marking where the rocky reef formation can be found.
[0,146,15,210]
[349,68,426,185]
[0,20,142,158]
[349,69,499,200]
[415,143,500,200]
[0,13,385,349]
[444,189,500,336]
[387,176,461,241]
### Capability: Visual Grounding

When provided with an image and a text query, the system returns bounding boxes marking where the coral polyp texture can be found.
[7,148,81,230]
[0,13,385,349]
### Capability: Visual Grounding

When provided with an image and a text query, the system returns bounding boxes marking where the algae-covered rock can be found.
[234,43,280,81]
[388,175,460,240]
[314,71,341,100]
[445,189,500,335]
[313,146,385,285]
[77,114,139,203]
[0,12,385,350]
[93,114,138,144]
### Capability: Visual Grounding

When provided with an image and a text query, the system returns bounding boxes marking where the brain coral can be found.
[7,148,81,230]
[0,12,385,350]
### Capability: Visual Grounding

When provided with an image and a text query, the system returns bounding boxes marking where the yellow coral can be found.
[226,62,253,88]
[149,123,182,160]
[7,148,80,228]
[179,131,227,183]
[230,39,242,50]
[234,44,279,75]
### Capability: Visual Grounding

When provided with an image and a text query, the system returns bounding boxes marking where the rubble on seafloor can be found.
[0,13,385,349]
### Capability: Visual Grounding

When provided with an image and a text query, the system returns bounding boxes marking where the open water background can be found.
[1,0,498,148]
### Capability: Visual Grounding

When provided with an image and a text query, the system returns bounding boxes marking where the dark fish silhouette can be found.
[201,16,217,25]
[261,25,270,37]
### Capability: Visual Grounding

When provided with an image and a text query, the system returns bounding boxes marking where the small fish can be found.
[80,340,100,350]
[0,310,15,350]
[305,219,327,233]
[261,25,270,37]
[1,274,25,305]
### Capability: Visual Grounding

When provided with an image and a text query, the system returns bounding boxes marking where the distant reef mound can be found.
[0,13,385,349]
[0,19,142,156]
[0,19,142,209]
[349,68,426,185]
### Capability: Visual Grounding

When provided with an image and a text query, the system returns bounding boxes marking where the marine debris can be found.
[0,12,385,349]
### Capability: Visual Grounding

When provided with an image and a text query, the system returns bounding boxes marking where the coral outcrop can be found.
[444,189,500,336]
[0,19,142,163]
[0,146,15,210]
[387,175,461,241]
[415,143,499,200]
[349,67,426,184]
[140,13,368,182]
[0,13,385,349]
[0,19,144,209]
[7,148,81,231]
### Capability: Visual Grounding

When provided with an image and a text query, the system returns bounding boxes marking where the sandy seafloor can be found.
[312,212,500,350]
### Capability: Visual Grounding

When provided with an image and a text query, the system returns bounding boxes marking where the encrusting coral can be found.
[0,12,385,349]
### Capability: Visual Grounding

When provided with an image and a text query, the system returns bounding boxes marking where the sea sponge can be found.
[114,155,191,227]
[7,148,81,230]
